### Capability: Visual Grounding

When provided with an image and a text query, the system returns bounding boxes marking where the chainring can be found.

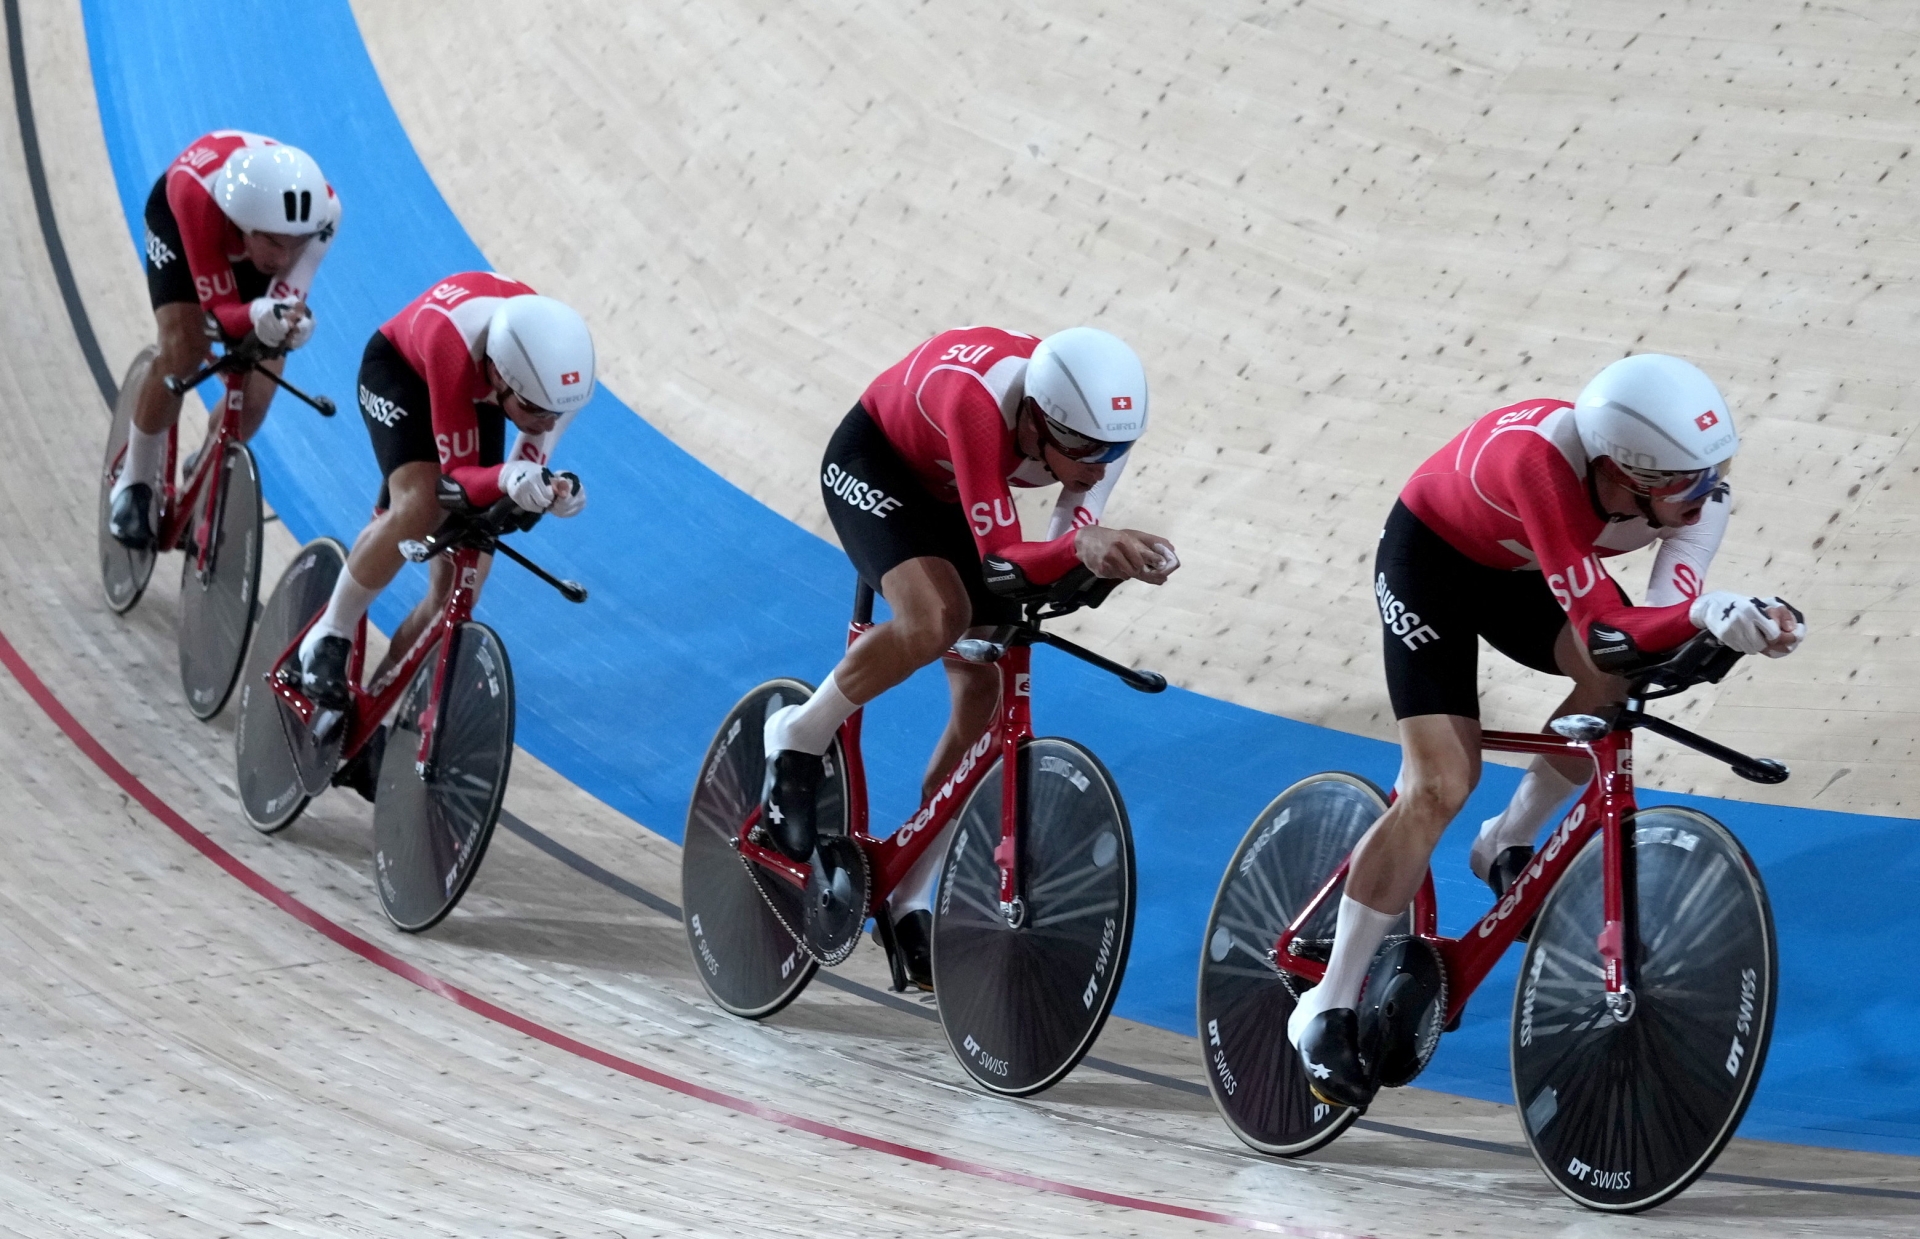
[1357,936,1448,1089]
[802,835,870,967]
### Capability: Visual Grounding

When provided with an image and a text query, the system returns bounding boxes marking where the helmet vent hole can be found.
[298,190,312,222]
[281,189,298,222]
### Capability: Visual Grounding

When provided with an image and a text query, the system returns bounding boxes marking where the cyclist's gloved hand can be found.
[247,296,310,349]
[548,471,586,518]
[499,459,555,513]
[1690,591,1805,657]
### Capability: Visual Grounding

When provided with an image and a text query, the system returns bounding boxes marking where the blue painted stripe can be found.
[79,0,1920,1155]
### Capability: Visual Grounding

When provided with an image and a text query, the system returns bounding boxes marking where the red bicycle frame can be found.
[736,599,1038,922]
[266,544,486,774]
[151,368,250,578]
[1272,723,1641,1023]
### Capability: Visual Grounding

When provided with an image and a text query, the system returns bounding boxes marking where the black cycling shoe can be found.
[108,483,157,550]
[1487,844,1538,942]
[331,723,387,803]
[1296,1008,1377,1110]
[299,635,354,710]
[760,748,823,862]
[885,908,934,991]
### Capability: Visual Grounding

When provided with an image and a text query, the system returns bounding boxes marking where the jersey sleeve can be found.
[166,173,254,338]
[505,406,578,469]
[1505,450,1699,659]
[265,188,340,303]
[1643,485,1730,607]
[930,369,1081,583]
[1042,454,1126,540]
[412,314,501,503]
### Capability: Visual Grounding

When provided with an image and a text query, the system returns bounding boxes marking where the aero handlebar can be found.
[162,333,337,417]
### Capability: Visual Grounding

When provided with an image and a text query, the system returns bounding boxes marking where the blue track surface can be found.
[79,0,1920,1156]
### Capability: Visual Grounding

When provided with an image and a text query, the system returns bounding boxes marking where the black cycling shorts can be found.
[821,402,1018,627]
[1374,500,1624,720]
[358,330,503,509]
[142,175,270,315]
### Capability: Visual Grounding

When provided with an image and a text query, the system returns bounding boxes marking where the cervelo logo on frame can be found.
[1478,802,1587,937]
[894,730,996,847]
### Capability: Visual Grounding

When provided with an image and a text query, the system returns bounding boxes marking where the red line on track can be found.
[0,629,1368,1238]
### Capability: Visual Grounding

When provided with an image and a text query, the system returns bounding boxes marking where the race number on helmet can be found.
[485,295,596,415]
[213,145,331,236]
[1025,327,1148,462]
[1573,353,1739,476]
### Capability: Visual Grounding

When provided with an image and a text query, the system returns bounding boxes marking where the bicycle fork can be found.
[991,644,1033,929]
[1594,733,1639,1021]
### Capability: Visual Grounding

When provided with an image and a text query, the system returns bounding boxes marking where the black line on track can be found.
[6,0,116,407]
[10,4,1912,1205]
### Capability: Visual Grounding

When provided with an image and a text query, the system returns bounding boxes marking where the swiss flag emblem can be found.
[1695,409,1718,430]
[1111,396,1133,411]
[561,371,581,386]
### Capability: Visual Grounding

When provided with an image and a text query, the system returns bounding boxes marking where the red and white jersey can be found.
[861,326,1127,583]
[164,131,340,338]
[1400,398,1729,654]
[379,272,577,505]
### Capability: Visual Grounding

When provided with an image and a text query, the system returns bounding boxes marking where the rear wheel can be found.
[1513,806,1776,1213]
[931,737,1134,1097]
[681,680,848,1018]
[98,347,159,614]
[1195,772,1399,1156]
[235,538,345,832]
[373,622,516,932]
[178,442,263,719]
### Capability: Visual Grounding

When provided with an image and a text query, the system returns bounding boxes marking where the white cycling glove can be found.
[548,471,586,518]
[1689,591,1805,657]
[248,297,310,349]
[499,460,555,513]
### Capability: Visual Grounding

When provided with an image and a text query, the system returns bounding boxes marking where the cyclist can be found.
[1290,353,1806,1107]
[109,130,340,549]
[759,325,1179,986]
[293,272,594,778]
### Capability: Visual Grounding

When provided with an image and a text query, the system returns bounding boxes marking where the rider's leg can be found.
[111,304,206,543]
[1469,624,1626,879]
[1288,712,1480,1047]
[921,656,1002,803]
[297,461,444,703]
[766,555,972,757]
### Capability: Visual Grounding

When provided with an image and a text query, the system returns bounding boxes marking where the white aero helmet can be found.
[1573,353,1738,501]
[485,294,596,415]
[1025,327,1147,463]
[214,143,331,236]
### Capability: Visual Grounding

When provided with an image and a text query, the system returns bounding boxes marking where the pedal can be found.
[1357,937,1448,1089]
[802,835,869,967]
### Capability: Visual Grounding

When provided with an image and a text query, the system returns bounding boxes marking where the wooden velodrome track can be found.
[2,0,1917,1233]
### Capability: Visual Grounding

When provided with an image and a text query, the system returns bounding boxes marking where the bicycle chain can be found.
[737,827,807,951]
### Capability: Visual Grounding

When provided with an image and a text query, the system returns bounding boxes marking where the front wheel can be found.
[681,680,849,1019]
[178,442,263,719]
[1195,772,1398,1156]
[1512,806,1776,1213]
[931,736,1135,1097]
[373,622,516,932]
[235,538,346,832]
[98,347,159,613]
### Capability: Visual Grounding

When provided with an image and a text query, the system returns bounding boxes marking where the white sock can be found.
[886,824,950,923]
[764,670,858,756]
[114,424,168,499]
[1287,896,1399,1047]
[1470,761,1579,880]
[299,568,380,661]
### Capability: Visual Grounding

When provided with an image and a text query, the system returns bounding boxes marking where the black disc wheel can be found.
[931,737,1135,1097]
[681,680,849,1019]
[1512,806,1776,1213]
[98,347,159,614]
[177,442,263,719]
[373,622,516,932]
[1196,772,1401,1156]
[235,538,346,833]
